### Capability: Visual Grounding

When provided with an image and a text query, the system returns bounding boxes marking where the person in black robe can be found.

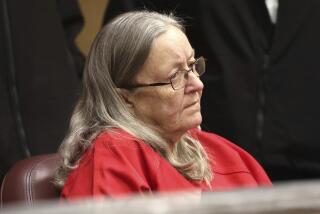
[0,0,84,183]
[103,0,320,181]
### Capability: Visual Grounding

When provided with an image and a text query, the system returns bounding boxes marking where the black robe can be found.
[104,0,320,181]
[0,0,83,182]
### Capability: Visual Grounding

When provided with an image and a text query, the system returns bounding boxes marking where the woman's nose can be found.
[184,72,204,93]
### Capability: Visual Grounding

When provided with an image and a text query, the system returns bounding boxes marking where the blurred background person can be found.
[103,0,320,181]
[0,0,84,183]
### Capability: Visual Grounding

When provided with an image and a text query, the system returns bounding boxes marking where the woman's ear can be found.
[116,88,134,108]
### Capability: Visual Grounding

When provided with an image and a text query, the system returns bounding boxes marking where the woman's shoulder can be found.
[90,128,159,158]
[191,129,244,154]
[62,129,162,198]
[192,129,262,173]
[192,129,272,187]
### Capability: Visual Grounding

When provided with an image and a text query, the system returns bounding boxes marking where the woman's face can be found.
[126,26,204,143]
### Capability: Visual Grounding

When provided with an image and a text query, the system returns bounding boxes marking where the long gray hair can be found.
[55,11,212,187]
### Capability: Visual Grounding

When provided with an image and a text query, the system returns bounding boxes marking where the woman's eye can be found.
[170,71,179,81]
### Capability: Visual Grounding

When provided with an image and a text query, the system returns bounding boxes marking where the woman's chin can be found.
[186,114,202,130]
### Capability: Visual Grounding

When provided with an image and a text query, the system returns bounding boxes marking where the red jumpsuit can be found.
[62,129,271,199]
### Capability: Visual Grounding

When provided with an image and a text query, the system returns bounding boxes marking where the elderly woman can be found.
[55,11,271,199]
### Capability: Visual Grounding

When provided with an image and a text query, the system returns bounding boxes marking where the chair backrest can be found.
[1,153,61,206]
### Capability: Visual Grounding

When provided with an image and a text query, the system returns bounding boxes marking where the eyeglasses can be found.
[124,57,205,90]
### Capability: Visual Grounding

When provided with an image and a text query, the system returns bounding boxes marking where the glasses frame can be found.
[124,56,205,90]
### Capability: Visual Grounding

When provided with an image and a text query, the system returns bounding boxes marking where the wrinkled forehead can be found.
[136,26,195,82]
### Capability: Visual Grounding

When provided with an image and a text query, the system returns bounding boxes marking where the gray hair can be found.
[55,11,212,187]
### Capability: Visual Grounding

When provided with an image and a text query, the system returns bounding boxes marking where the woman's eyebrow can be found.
[168,49,196,72]
[173,49,195,66]
[188,49,195,60]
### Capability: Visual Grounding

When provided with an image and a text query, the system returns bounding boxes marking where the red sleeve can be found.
[61,131,160,199]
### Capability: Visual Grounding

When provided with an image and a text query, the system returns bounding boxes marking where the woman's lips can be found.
[185,100,199,108]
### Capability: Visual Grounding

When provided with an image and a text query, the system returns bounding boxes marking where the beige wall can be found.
[76,0,109,56]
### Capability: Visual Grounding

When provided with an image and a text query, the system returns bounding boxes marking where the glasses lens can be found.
[171,70,185,90]
[194,57,205,76]
[170,57,205,90]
